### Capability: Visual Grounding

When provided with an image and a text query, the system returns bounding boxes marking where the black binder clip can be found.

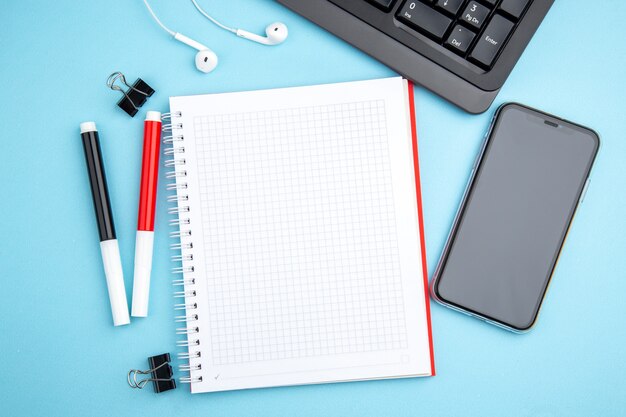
[127,353,176,393]
[107,71,155,117]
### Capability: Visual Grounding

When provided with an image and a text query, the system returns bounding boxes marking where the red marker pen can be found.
[132,111,162,317]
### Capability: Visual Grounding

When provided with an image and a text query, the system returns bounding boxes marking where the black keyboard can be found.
[277,0,554,113]
[391,0,528,69]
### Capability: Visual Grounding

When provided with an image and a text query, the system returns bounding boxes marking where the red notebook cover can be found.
[407,81,436,375]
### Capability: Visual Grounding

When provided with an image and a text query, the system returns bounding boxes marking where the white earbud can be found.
[236,22,289,46]
[143,0,218,73]
[174,33,218,73]
[190,0,289,46]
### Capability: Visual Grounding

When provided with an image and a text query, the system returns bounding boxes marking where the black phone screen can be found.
[434,104,599,331]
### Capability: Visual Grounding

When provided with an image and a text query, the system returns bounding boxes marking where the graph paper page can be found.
[170,77,433,393]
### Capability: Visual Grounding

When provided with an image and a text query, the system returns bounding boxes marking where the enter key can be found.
[469,15,514,69]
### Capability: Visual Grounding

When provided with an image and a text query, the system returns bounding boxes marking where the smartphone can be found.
[431,103,599,332]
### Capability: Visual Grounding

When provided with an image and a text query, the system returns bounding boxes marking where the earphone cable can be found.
[142,0,177,37]
[190,0,237,34]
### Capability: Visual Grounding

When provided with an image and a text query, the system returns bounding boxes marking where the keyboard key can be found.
[445,25,476,54]
[482,0,497,5]
[366,0,398,11]
[435,0,464,16]
[499,0,530,19]
[397,1,453,41]
[461,1,490,29]
[469,14,514,68]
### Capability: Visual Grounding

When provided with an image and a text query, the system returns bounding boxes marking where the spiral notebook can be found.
[165,77,435,393]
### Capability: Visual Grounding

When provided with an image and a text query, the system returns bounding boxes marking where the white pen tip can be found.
[80,121,97,134]
[132,231,155,317]
[145,111,162,122]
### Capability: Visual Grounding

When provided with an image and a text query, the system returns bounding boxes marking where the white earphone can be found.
[142,0,288,73]
[173,33,219,73]
[143,0,218,73]
[190,0,288,46]
[236,23,289,46]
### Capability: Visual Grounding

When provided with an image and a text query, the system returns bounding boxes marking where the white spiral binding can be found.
[163,111,202,386]
[176,326,200,335]
[179,363,202,371]
[174,302,197,310]
[169,219,191,227]
[174,313,198,323]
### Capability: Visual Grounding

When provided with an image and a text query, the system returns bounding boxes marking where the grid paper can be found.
[193,100,409,366]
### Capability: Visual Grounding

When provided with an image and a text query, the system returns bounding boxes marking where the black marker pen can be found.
[80,122,130,326]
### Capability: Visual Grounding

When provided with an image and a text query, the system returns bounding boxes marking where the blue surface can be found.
[1,1,624,415]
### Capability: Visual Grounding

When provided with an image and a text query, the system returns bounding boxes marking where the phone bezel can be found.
[430,102,600,332]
